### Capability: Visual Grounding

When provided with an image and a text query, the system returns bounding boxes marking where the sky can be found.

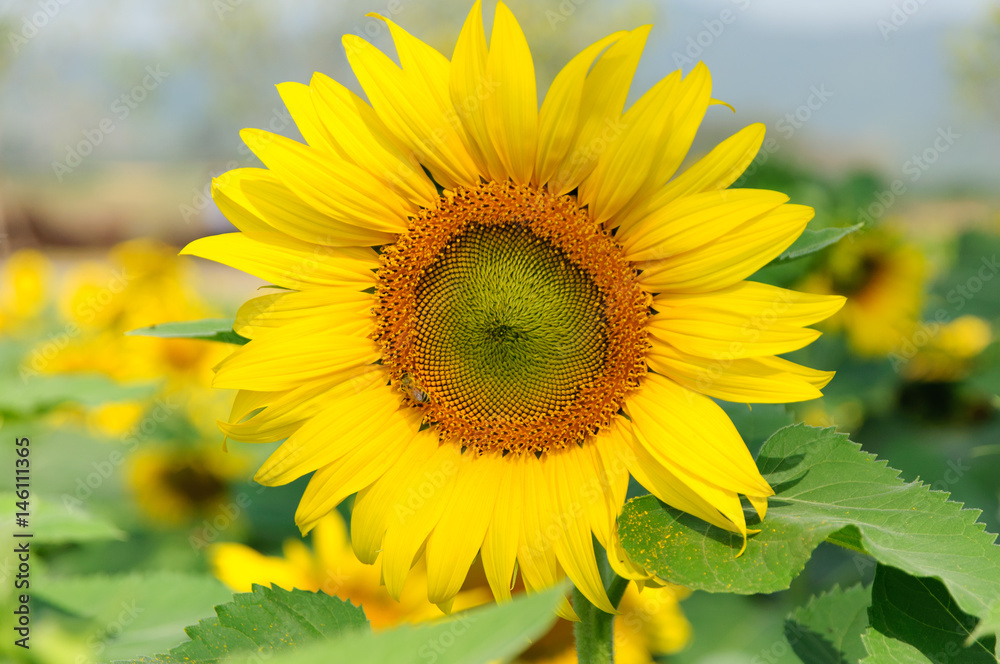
[1,0,998,191]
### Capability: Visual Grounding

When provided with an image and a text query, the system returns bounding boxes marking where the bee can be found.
[400,373,430,406]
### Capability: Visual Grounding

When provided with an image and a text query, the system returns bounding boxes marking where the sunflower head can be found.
[185,1,844,613]
[802,225,924,356]
[128,445,247,526]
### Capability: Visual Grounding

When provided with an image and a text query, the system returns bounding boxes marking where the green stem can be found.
[573,573,630,664]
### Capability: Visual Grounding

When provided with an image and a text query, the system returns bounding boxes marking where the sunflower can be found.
[42,239,229,386]
[210,510,492,629]
[183,2,844,613]
[516,583,691,663]
[800,226,924,357]
[128,444,248,526]
[902,315,992,383]
[0,248,52,335]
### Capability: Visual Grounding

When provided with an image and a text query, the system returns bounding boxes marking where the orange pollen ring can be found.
[374,180,649,454]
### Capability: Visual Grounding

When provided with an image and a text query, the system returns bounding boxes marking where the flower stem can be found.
[573,572,630,664]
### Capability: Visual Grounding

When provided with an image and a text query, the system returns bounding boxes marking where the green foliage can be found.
[114,584,368,663]
[0,493,124,544]
[126,318,248,345]
[930,230,1000,320]
[34,571,234,662]
[775,223,864,264]
[862,565,997,663]
[618,425,1000,629]
[260,583,566,664]
[0,374,156,417]
[786,585,870,664]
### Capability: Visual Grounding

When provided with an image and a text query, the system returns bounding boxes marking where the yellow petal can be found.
[234,289,375,339]
[211,170,272,234]
[534,32,627,187]
[656,123,765,207]
[648,314,821,359]
[546,448,616,614]
[213,326,379,392]
[227,167,395,247]
[517,453,561,592]
[292,408,425,532]
[623,432,741,533]
[647,342,834,403]
[210,542,314,593]
[256,384,417,485]
[351,429,440,564]
[484,2,537,184]
[343,34,480,188]
[219,366,386,444]
[228,387,277,424]
[381,442,461,600]
[181,232,378,290]
[638,203,813,293]
[619,189,788,262]
[425,451,503,605]
[614,123,766,233]
[653,282,846,328]
[547,26,651,195]
[631,436,747,534]
[578,70,682,224]
[635,63,714,208]
[310,71,438,209]
[241,128,412,234]
[625,372,772,498]
[275,81,344,157]
[450,0,506,181]
[481,454,521,602]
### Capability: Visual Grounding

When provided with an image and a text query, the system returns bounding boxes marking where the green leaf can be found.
[670,591,802,664]
[114,584,368,663]
[126,319,248,345]
[786,584,870,664]
[774,223,863,263]
[256,582,566,664]
[35,571,234,662]
[618,424,1000,623]
[862,565,997,663]
[969,601,1000,647]
[0,493,124,544]
[0,374,156,417]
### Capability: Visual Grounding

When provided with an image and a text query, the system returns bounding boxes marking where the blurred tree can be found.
[952,4,1000,120]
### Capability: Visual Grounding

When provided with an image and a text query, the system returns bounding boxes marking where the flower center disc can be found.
[375,181,648,454]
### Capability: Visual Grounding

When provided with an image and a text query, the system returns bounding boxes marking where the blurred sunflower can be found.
[184,2,844,612]
[800,226,924,357]
[0,249,52,334]
[903,315,992,383]
[210,511,492,628]
[212,510,689,661]
[43,239,229,386]
[128,445,248,526]
[515,583,691,663]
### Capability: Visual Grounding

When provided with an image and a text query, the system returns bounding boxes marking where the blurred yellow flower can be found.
[85,401,147,438]
[36,239,230,387]
[514,583,691,664]
[0,249,52,334]
[210,511,493,629]
[127,445,248,526]
[904,315,992,382]
[802,227,925,357]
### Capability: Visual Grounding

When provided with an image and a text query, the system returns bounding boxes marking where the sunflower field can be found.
[2,2,1000,663]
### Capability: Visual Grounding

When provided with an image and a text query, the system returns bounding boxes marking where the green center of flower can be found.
[412,223,606,421]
